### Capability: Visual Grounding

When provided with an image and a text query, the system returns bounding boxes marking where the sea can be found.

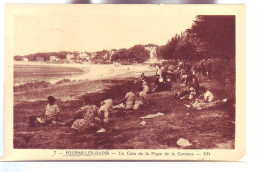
[13,62,156,87]
[14,64,85,86]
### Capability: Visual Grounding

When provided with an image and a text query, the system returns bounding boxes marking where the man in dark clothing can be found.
[206,59,213,79]
[200,60,207,79]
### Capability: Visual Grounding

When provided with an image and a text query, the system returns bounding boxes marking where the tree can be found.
[111,45,150,64]
[187,15,235,59]
[162,34,183,60]
[161,15,235,61]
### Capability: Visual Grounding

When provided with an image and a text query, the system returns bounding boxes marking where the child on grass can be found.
[36,96,61,125]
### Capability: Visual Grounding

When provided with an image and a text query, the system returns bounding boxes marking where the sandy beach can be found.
[14,62,156,103]
[14,61,156,85]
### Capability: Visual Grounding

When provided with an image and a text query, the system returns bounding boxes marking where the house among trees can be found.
[22,57,28,61]
[78,52,92,61]
[90,52,97,59]
[113,62,120,67]
[36,57,44,61]
[79,52,87,58]
[84,53,92,61]
[50,56,59,61]
[66,53,74,61]
[109,49,118,61]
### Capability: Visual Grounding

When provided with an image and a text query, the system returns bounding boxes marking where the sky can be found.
[13,5,197,56]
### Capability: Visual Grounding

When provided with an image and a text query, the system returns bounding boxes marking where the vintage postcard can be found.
[1,4,245,161]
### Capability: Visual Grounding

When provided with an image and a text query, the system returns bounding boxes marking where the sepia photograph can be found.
[2,4,246,160]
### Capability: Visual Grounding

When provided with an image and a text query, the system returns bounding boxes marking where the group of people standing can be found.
[199,59,213,80]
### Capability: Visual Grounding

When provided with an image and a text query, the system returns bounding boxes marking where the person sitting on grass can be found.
[71,97,102,134]
[183,87,226,110]
[185,98,228,110]
[156,65,163,79]
[195,87,214,103]
[153,75,163,92]
[134,81,149,109]
[188,87,197,100]
[113,86,135,110]
[174,86,196,100]
[36,96,61,125]
[133,73,147,93]
[140,72,146,81]
[154,73,172,92]
[98,99,113,127]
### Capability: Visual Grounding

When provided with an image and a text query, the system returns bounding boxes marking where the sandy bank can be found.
[14,63,156,104]
[14,61,156,85]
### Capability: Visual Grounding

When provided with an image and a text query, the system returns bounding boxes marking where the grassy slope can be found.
[13,75,235,149]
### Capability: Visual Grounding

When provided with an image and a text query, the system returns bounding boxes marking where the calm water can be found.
[14,64,85,86]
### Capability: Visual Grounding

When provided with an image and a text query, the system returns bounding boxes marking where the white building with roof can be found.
[22,57,28,61]
[50,56,59,61]
[66,53,74,61]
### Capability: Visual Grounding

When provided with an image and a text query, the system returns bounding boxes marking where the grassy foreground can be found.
[13,76,235,149]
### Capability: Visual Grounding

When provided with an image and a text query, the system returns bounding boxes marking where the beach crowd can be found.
[35,58,231,134]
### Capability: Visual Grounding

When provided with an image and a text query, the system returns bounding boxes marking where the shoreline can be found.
[14,61,156,86]
[14,62,157,104]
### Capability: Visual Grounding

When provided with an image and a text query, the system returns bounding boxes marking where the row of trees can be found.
[160,15,235,60]
[109,15,236,63]
[111,45,150,64]
[14,16,235,63]
[92,50,111,62]
[14,51,70,61]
